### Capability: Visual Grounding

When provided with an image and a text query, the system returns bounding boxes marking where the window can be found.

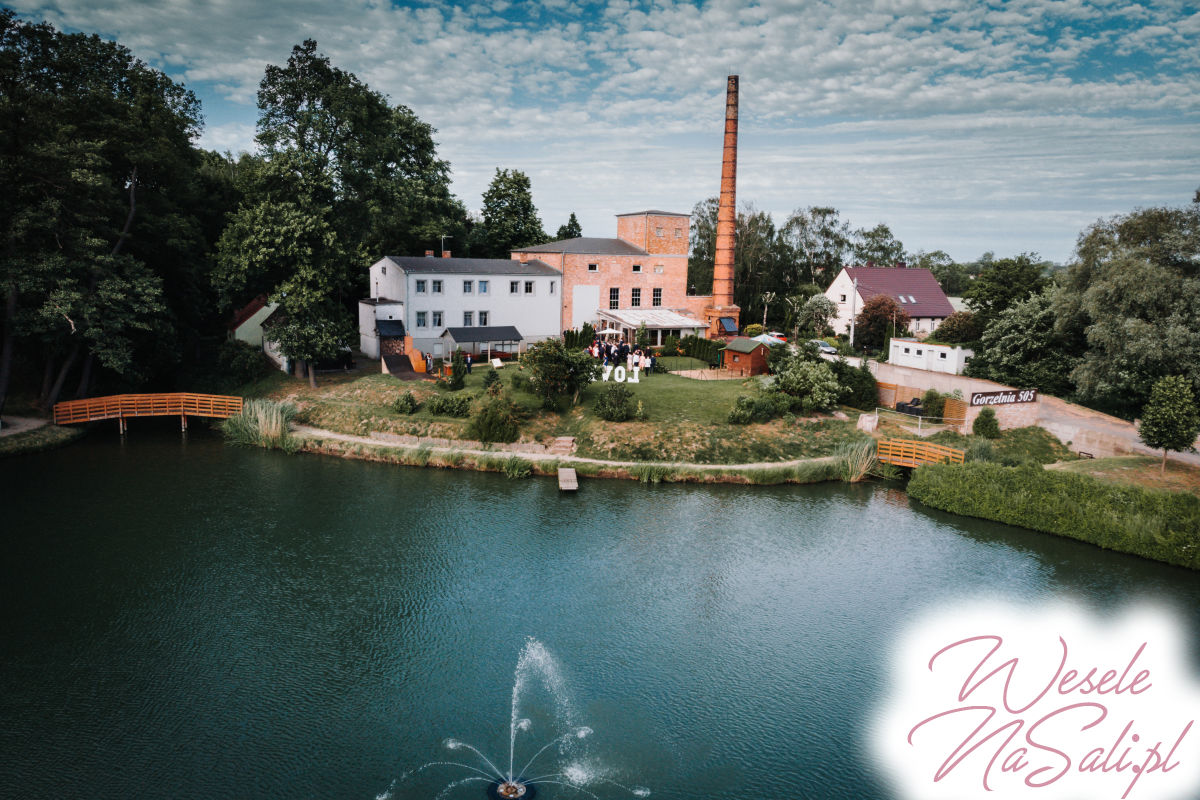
[432,311,443,327]
[631,288,641,307]
[416,279,427,293]
[432,280,443,294]
[416,311,427,328]
[898,296,907,303]
[839,294,847,302]
[478,280,488,295]
[524,281,534,294]
[632,264,642,273]
[652,288,662,307]
[654,265,664,274]
[916,349,923,356]
[903,347,911,354]
[655,227,663,236]
[463,280,473,294]
[609,287,619,309]
[382,265,387,275]
[939,352,947,359]
[510,280,519,294]
[479,311,489,326]
[908,295,917,303]
[463,311,473,326]
[550,281,556,295]
[588,263,598,272]
[675,228,682,238]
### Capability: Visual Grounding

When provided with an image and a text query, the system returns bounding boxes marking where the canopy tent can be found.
[595,308,707,345]
[440,325,524,361]
[750,333,786,345]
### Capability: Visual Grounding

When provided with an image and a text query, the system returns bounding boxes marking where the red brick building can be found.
[512,210,715,344]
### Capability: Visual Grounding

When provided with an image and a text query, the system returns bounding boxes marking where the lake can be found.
[2,427,1197,799]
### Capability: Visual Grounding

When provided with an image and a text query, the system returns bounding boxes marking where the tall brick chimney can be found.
[713,75,738,308]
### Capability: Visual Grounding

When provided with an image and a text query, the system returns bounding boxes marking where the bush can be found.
[449,349,466,390]
[217,340,273,387]
[482,368,500,390]
[964,438,996,463]
[834,438,877,482]
[427,393,472,417]
[831,359,878,410]
[220,399,297,452]
[511,373,531,392]
[467,396,521,442]
[392,391,420,414]
[973,406,1000,438]
[662,335,681,355]
[933,311,982,344]
[728,392,789,424]
[774,358,840,412]
[594,384,637,422]
[922,388,947,420]
[908,463,1200,570]
[743,323,765,337]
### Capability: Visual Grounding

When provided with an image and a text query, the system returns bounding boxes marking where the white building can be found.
[888,338,973,375]
[359,254,562,359]
[826,266,955,338]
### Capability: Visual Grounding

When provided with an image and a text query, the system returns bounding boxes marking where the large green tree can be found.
[963,253,1049,328]
[854,295,910,351]
[0,11,206,414]
[780,206,852,289]
[555,212,582,241]
[522,338,597,409]
[1138,375,1200,473]
[1055,198,1200,416]
[471,168,547,258]
[851,223,905,266]
[964,289,1079,396]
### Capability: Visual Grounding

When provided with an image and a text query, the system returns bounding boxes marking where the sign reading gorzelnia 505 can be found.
[970,389,1038,406]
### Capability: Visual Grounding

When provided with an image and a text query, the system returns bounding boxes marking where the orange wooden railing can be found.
[53,393,244,425]
[876,437,965,468]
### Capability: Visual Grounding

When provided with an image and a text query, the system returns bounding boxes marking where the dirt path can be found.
[292,424,836,472]
[1037,396,1200,466]
[0,416,49,437]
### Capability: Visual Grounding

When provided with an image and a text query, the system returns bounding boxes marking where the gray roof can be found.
[614,210,690,218]
[514,237,649,256]
[380,256,560,276]
[440,325,523,343]
[376,320,406,337]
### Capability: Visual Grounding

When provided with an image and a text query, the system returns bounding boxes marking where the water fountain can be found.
[385,639,649,799]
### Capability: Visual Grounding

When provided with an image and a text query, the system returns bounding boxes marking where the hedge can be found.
[907,463,1200,570]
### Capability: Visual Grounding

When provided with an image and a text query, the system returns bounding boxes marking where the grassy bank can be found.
[908,462,1200,570]
[258,369,868,464]
[1050,455,1200,495]
[0,424,85,457]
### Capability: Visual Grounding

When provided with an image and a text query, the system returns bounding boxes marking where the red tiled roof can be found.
[845,267,954,319]
[228,294,269,331]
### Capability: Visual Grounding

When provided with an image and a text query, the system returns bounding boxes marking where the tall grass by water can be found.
[221,399,298,453]
[834,439,877,482]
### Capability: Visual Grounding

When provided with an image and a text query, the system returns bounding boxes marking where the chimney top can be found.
[441,250,451,258]
[425,250,435,258]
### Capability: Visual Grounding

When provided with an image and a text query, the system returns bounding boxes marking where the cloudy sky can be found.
[12,0,1199,263]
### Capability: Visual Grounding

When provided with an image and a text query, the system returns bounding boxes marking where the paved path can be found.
[1037,395,1200,466]
[292,424,836,472]
[0,416,48,437]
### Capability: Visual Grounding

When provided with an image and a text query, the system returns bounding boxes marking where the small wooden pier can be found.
[876,438,965,468]
[557,467,578,491]
[53,393,244,433]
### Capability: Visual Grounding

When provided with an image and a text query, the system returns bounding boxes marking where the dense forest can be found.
[2,12,1196,420]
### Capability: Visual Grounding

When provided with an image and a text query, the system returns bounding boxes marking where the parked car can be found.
[767,331,788,342]
[809,339,838,355]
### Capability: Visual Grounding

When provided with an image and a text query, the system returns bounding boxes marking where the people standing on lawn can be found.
[465,353,473,374]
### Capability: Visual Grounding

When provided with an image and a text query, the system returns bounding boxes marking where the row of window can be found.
[608,287,663,309]
[415,311,491,328]
[587,263,665,274]
[654,227,684,238]
[414,279,556,296]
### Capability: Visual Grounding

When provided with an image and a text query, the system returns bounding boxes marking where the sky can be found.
[11,0,1199,264]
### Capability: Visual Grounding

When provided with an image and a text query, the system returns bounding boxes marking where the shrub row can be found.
[426,393,472,417]
[907,462,1200,570]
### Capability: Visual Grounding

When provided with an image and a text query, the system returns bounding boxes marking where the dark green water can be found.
[2,428,1198,799]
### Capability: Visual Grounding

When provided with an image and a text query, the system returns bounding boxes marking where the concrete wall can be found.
[367,258,408,301]
[870,361,1039,431]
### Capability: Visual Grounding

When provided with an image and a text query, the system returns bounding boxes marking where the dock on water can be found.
[557,467,578,491]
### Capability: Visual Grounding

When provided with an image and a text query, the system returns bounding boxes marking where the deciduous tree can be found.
[1138,375,1199,473]
[963,253,1049,328]
[854,295,910,351]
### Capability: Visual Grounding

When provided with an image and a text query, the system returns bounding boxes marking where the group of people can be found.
[588,338,656,375]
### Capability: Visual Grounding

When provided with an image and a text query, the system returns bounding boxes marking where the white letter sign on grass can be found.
[875,602,1200,800]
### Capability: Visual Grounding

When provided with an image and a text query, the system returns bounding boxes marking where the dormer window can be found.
[898,296,907,303]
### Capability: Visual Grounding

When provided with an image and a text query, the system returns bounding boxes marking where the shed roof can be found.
[440,325,523,344]
[379,256,559,276]
[376,320,406,337]
[722,336,769,354]
[513,237,649,256]
[843,267,954,318]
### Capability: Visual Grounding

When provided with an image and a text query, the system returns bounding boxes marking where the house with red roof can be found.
[824,265,955,339]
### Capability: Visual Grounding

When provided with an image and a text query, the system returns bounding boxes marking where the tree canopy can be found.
[963,253,1049,328]
[556,212,582,241]
[1138,375,1200,473]
[854,295,910,350]
[470,168,548,258]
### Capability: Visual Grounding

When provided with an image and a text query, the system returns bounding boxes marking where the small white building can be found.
[358,299,405,359]
[888,338,973,375]
[826,266,955,338]
[228,295,278,348]
[360,254,562,359]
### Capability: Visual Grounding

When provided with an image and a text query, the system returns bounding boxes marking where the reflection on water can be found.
[1,429,1197,799]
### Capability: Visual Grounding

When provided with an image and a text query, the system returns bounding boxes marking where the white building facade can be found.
[825,266,955,338]
[888,338,973,375]
[360,255,562,358]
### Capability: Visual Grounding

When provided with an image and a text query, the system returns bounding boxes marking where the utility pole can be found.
[849,277,858,347]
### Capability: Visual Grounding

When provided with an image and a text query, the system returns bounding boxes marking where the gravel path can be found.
[0,416,49,437]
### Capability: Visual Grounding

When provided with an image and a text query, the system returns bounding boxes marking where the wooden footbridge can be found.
[876,438,965,468]
[53,393,243,433]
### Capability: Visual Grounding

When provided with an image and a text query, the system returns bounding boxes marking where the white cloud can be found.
[10,0,1198,262]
